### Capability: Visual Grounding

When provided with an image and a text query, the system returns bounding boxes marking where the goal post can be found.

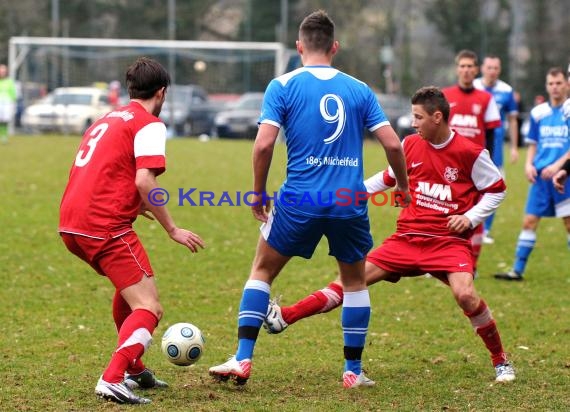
[9,36,293,106]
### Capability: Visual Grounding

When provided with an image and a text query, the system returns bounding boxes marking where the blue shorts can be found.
[260,204,373,263]
[525,176,570,217]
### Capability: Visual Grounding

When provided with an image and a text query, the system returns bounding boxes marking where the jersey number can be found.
[74,123,108,167]
[320,94,346,145]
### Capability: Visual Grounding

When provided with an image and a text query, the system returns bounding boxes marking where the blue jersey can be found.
[526,102,569,171]
[259,65,389,218]
[473,78,517,139]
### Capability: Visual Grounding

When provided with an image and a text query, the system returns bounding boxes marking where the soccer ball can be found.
[161,323,205,366]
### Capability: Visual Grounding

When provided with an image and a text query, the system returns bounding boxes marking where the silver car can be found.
[22,87,112,135]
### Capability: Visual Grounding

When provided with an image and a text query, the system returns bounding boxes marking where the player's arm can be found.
[449,150,506,233]
[372,125,410,206]
[364,170,393,193]
[252,123,280,222]
[525,143,537,183]
[540,149,570,180]
[508,112,519,163]
[135,168,204,252]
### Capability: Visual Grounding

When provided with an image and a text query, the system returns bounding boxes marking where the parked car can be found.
[15,81,46,129]
[160,85,220,137]
[213,92,264,139]
[395,113,415,139]
[21,87,111,135]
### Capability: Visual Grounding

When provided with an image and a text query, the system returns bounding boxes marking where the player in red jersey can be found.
[442,49,502,270]
[263,86,515,383]
[59,57,205,405]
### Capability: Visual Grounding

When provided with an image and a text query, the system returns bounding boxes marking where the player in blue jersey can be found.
[495,67,570,281]
[209,10,409,388]
[474,55,519,244]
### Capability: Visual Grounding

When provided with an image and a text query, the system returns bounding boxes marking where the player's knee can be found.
[455,290,477,311]
[153,303,164,321]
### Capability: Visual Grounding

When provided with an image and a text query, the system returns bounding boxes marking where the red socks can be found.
[465,300,507,366]
[282,282,343,324]
[102,309,158,383]
[112,292,146,375]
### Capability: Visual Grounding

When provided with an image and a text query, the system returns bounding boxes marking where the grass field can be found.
[0,135,569,411]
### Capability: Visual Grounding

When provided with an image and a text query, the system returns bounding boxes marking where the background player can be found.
[59,57,205,404]
[208,10,409,389]
[264,86,515,383]
[474,55,520,244]
[495,67,570,280]
[0,64,17,144]
[442,49,501,271]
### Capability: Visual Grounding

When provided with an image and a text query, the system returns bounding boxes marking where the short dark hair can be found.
[126,57,171,100]
[298,10,335,53]
[546,66,565,79]
[411,86,450,123]
[455,49,478,65]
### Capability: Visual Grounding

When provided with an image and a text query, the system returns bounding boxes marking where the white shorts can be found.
[0,102,15,123]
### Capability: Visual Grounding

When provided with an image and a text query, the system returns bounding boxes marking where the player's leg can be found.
[495,214,540,280]
[447,272,515,382]
[94,233,162,404]
[265,261,390,333]
[209,236,290,384]
[337,258,375,388]
[496,181,548,281]
[61,233,157,402]
[326,215,375,388]
[265,234,407,333]
[109,290,167,390]
[237,238,289,360]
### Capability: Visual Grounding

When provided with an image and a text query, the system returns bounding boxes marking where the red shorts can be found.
[366,234,473,283]
[60,231,154,291]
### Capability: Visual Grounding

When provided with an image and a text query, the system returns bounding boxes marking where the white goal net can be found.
[9,36,292,107]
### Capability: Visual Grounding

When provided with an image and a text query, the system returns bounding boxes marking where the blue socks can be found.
[513,230,536,275]
[235,279,270,361]
[342,289,370,375]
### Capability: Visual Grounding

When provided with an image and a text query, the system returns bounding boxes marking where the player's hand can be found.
[394,187,411,208]
[446,215,471,233]
[553,169,568,193]
[169,228,205,253]
[540,164,558,180]
[510,147,519,164]
[251,192,271,222]
[525,163,537,183]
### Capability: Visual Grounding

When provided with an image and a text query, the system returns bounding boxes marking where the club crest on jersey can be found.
[472,104,482,115]
[443,167,459,183]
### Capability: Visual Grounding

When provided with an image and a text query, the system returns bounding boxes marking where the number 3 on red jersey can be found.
[75,123,109,167]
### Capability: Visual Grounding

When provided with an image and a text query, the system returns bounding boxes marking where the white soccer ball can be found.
[161,323,205,366]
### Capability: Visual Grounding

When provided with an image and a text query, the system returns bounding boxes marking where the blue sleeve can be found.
[365,89,389,130]
[505,91,518,114]
[259,79,285,126]
[564,99,570,127]
[526,113,539,144]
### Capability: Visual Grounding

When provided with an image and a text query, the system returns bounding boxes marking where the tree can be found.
[425,0,513,81]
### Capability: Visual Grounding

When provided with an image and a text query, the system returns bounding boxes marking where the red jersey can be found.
[383,132,505,239]
[442,85,501,148]
[59,101,167,238]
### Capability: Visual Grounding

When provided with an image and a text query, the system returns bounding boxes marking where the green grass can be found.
[1,135,569,411]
